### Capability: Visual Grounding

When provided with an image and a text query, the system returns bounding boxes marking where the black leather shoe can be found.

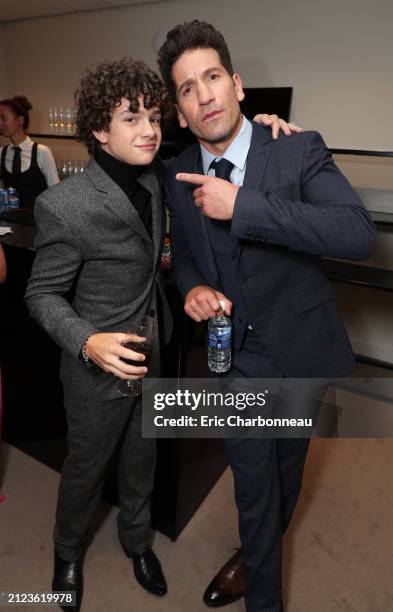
[52,551,83,611]
[131,548,167,597]
[203,548,245,607]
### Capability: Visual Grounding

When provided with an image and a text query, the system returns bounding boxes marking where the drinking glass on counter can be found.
[59,107,65,133]
[49,107,59,133]
[49,107,54,132]
[66,108,73,135]
[58,159,68,179]
[57,159,88,179]
[48,106,76,134]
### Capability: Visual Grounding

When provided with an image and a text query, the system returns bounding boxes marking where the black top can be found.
[95,149,152,237]
[0,142,48,212]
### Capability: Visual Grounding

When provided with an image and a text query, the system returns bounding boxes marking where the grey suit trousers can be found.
[54,395,156,561]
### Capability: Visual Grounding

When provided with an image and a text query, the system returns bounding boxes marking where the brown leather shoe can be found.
[203,548,245,607]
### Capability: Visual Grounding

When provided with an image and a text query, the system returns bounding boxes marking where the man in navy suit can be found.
[158,20,375,612]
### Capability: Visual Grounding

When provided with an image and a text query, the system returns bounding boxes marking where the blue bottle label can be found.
[208,326,231,350]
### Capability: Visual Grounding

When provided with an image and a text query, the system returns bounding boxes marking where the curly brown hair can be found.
[157,20,234,103]
[74,57,169,155]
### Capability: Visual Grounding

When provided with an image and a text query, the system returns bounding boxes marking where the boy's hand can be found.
[85,332,148,380]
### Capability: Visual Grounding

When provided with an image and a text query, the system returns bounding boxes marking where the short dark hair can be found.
[74,57,169,155]
[157,20,234,102]
[0,95,32,130]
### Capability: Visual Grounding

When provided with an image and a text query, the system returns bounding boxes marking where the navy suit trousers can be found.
[224,332,325,612]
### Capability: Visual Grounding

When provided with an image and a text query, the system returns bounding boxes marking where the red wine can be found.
[122,341,152,367]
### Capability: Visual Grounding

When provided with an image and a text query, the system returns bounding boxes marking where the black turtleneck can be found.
[95,148,152,237]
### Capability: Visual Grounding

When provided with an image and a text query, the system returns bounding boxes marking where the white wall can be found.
[2,0,393,149]
[0,22,9,149]
[0,22,8,98]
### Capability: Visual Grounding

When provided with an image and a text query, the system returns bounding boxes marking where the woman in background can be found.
[0,95,59,210]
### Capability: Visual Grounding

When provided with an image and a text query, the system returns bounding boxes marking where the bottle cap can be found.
[219,300,226,311]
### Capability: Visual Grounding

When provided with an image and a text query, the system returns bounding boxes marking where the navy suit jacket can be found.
[165,123,376,377]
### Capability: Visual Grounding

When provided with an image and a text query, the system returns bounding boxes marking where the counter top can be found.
[0,218,37,250]
[355,187,393,217]
[323,259,393,292]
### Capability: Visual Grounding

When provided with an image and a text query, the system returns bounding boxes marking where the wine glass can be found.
[61,159,68,178]
[66,108,73,135]
[49,107,54,132]
[59,107,65,134]
[117,314,155,398]
[53,107,59,133]
[72,108,77,135]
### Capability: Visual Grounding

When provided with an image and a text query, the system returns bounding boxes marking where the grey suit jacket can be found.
[25,158,172,403]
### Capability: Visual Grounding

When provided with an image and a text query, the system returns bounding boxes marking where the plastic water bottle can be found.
[8,188,19,209]
[208,300,232,373]
[1,188,9,210]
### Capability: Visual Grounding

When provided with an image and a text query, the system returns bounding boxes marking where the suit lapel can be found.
[227,123,272,267]
[86,159,152,244]
[138,164,164,266]
[243,122,273,190]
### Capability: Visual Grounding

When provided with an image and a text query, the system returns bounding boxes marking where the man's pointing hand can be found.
[176,172,239,220]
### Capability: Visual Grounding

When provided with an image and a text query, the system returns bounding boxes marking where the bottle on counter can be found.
[208,300,232,373]
[8,188,20,209]
[0,188,10,211]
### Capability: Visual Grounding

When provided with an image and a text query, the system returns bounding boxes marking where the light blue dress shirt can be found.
[200,115,252,186]
[200,116,254,330]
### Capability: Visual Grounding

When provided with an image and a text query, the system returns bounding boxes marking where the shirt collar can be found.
[200,115,252,174]
[13,135,32,151]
